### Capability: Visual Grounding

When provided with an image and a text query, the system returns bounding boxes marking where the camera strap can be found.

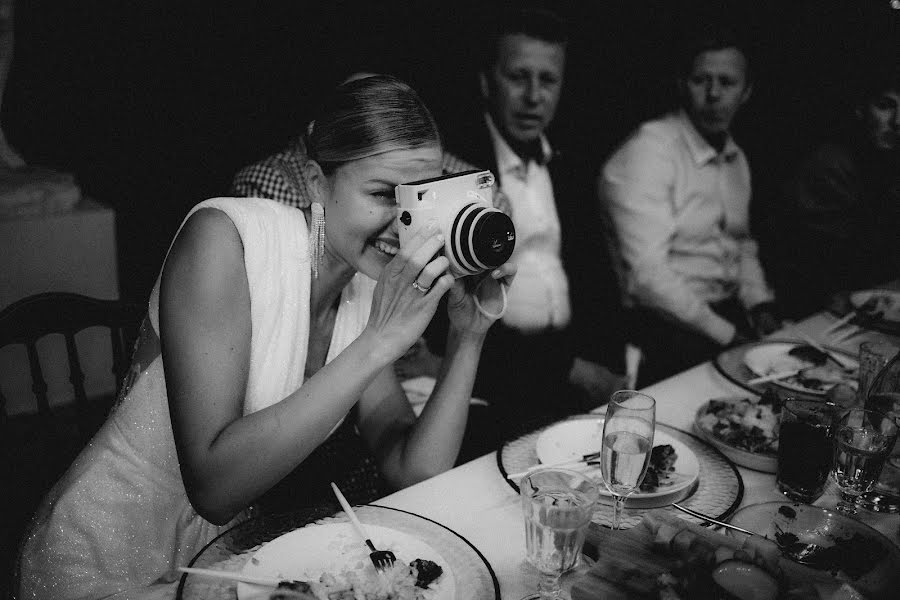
[473,279,509,320]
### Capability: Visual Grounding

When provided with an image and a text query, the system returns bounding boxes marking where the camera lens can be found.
[449,204,516,275]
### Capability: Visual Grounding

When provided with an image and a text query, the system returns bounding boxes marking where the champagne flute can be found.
[832,407,899,516]
[600,390,656,529]
[520,467,599,600]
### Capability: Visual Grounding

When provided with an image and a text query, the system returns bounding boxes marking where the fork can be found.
[330,482,396,572]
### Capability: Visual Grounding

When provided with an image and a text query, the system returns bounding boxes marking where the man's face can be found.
[859,89,900,151]
[680,47,751,137]
[480,33,565,149]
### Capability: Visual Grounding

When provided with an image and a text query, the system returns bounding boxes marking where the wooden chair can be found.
[0,292,145,598]
[0,292,145,440]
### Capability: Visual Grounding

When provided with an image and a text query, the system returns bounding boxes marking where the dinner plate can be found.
[693,397,778,473]
[534,419,700,505]
[850,289,900,323]
[727,502,900,599]
[238,522,454,599]
[743,341,858,396]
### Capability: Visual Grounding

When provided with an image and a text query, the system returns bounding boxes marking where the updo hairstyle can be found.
[305,75,441,176]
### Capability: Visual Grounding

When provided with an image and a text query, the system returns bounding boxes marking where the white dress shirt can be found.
[601,110,774,345]
[485,115,571,333]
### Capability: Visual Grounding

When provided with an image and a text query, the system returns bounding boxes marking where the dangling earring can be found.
[310,202,325,278]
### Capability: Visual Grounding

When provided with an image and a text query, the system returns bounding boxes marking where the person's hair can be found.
[305,74,440,175]
[855,65,900,107]
[675,23,752,84]
[479,7,568,71]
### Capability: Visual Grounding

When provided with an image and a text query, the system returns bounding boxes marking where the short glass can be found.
[520,467,599,600]
[832,407,899,516]
[776,399,839,503]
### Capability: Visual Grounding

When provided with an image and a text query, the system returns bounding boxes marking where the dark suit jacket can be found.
[426,112,624,418]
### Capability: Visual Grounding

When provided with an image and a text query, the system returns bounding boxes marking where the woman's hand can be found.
[446,262,517,335]
[365,222,455,361]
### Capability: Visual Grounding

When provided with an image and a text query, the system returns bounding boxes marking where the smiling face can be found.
[315,145,442,280]
[859,89,900,151]
[480,33,565,153]
[680,47,752,139]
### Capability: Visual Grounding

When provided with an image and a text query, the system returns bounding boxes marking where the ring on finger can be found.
[412,280,431,294]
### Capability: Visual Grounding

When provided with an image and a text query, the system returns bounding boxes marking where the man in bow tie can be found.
[599,23,781,387]
[420,7,626,461]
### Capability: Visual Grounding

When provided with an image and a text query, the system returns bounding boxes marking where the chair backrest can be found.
[0,292,145,438]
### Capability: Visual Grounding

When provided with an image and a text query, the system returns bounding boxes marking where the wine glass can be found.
[832,407,899,516]
[520,467,599,600]
[599,390,656,529]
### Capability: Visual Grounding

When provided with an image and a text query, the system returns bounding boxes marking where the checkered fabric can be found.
[230,146,485,210]
[229,137,311,209]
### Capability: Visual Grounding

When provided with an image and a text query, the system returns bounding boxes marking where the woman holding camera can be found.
[17,75,514,600]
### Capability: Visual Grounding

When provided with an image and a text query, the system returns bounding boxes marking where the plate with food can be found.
[742,342,858,396]
[727,502,900,599]
[693,393,780,473]
[571,509,893,600]
[850,289,900,324]
[238,522,452,600]
[534,419,700,507]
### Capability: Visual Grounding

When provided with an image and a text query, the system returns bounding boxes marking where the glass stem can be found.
[612,494,627,530]
[538,571,562,599]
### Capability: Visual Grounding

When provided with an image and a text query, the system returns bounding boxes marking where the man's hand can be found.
[748,302,782,338]
[568,357,627,409]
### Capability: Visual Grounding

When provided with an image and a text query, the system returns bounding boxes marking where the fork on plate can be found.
[330,482,396,572]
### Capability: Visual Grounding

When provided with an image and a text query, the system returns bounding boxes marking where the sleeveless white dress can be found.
[16,197,376,600]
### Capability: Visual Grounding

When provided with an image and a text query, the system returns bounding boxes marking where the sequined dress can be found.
[16,198,376,600]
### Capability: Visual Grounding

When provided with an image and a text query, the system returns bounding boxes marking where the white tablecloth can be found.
[377,311,900,600]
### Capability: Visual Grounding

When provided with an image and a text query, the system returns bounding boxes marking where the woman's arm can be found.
[357,326,485,489]
[358,266,515,488]
[160,209,403,524]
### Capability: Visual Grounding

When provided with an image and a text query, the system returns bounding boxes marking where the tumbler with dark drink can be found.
[776,399,838,503]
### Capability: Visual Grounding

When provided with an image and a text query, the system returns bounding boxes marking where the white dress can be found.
[16,197,376,600]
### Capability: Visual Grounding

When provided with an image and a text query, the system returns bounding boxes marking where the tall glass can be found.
[599,390,656,529]
[520,467,599,600]
[832,407,899,516]
[776,399,839,503]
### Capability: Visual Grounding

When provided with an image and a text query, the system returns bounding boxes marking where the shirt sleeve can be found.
[736,235,775,309]
[600,130,736,345]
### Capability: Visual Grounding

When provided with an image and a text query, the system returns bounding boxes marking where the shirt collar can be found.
[676,110,740,165]
[485,113,553,179]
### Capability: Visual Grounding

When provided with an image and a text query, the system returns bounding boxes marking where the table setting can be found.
[175,286,900,600]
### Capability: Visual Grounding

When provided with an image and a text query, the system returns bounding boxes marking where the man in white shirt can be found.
[425,8,625,459]
[600,25,779,386]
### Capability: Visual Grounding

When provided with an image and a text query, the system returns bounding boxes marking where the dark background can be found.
[4,1,899,304]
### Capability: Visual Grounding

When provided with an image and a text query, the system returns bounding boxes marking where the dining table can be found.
[180,300,900,600]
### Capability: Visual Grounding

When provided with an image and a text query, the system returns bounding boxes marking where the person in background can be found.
[17,75,513,600]
[599,24,780,387]
[418,7,626,462]
[770,68,900,318]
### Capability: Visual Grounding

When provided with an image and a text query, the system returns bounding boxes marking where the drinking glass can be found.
[520,467,599,600]
[599,390,656,530]
[832,407,899,516]
[858,341,898,406]
[776,399,839,503]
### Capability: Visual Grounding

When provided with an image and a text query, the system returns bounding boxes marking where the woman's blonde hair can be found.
[306,75,440,175]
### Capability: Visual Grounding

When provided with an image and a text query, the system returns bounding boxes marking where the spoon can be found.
[670,503,822,566]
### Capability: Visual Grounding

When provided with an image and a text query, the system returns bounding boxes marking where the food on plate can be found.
[710,561,779,600]
[749,344,857,394]
[696,392,780,454]
[586,443,679,493]
[646,513,786,600]
[857,292,900,322]
[266,558,444,600]
[270,581,318,600]
[773,509,887,580]
[639,445,678,492]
